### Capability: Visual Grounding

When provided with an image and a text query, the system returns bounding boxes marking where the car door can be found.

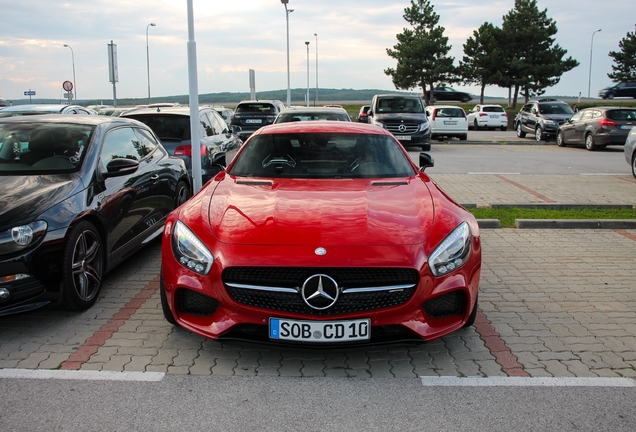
[519,104,532,132]
[572,110,593,143]
[97,126,162,254]
[561,111,583,143]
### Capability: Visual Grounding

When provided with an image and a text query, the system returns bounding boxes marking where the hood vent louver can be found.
[371,181,408,187]
[236,180,274,186]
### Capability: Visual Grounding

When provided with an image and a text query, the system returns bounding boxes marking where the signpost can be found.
[62,81,74,104]
[24,89,36,103]
[108,41,119,107]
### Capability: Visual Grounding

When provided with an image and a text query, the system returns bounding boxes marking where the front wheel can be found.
[556,131,567,147]
[516,123,526,138]
[421,144,431,151]
[61,221,104,311]
[607,93,615,100]
[632,153,636,179]
[473,119,480,130]
[535,127,543,142]
[585,133,597,151]
[174,180,190,208]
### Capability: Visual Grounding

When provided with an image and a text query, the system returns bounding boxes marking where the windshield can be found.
[275,111,350,123]
[229,132,416,179]
[539,104,574,115]
[375,97,425,114]
[0,122,93,174]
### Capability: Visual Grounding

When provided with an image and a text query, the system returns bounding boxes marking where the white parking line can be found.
[467,172,521,175]
[0,368,165,382]
[580,173,630,176]
[420,376,636,387]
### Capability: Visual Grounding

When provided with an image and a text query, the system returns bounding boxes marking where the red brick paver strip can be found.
[494,174,556,203]
[615,229,636,241]
[60,276,160,370]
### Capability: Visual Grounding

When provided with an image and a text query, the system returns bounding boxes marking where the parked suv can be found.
[598,82,636,99]
[122,106,242,185]
[367,94,431,151]
[230,100,285,140]
[514,99,574,142]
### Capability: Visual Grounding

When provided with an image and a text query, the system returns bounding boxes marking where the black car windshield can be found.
[539,104,574,115]
[0,123,93,174]
[229,133,416,179]
[236,103,276,114]
[126,115,191,140]
[375,97,425,113]
[275,111,350,123]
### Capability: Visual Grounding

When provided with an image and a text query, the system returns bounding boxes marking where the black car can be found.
[598,82,636,99]
[367,94,431,151]
[556,107,636,151]
[514,99,574,142]
[425,86,472,103]
[122,106,242,185]
[0,115,190,316]
[230,100,285,140]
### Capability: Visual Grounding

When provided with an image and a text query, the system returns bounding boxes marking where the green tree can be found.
[501,0,579,107]
[460,22,504,104]
[608,31,636,82]
[384,0,457,104]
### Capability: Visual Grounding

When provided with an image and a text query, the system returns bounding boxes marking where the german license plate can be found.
[621,125,633,130]
[245,119,262,124]
[490,115,499,118]
[444,121,457,125]
[395,135,411,140]
[269,318,370,342]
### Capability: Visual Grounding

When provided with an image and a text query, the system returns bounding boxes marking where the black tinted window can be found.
[375,97,424,113]
[482,106,505,113]
[236,103,276,114]
[606,109,636,121]
[127,115,191,140]
[538,104,573,115]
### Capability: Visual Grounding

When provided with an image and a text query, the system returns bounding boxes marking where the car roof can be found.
[121,106,212,116]
[427,105,464,109]
[580,106,636,111]
[253,120,393,136]
[0,114,146,127]
[279,107,347,114]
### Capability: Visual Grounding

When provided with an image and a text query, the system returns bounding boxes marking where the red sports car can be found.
[160,121,481,344]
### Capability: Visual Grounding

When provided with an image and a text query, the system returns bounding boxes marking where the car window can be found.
[229,132,416,179]
[275,112,350,123]
[482,106,504,113]
[569,112,583,122]
[435,108,465,118]
[375,97,424,113]
[100,127,148,171]
[127,115,191,140]
[210,111,229,134]
[581,111,594,120]
[0,122,93,173]
[199,112,215,137]
[236,103,276,114]
[538,104,574,115]
[521,104,532,113]
[606,109,636,121]
[133,128,158,156]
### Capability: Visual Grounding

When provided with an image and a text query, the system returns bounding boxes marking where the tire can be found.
[632,153,636,179]
[421,144,431,151]
[174,180,190,208]
[556,131,567,147]
[460,134,467,141]
[61,221,104,311]
[535,127,543,142]
[516,122,526,138]
[607,93,615,100]
[585,133,597,151]
[160,270,177,325]
[473,119,479,130]
[500,126,507,131]
[463,295,478,328]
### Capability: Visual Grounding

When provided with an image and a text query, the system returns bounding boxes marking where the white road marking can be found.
[420,376,636,387]
[0,368,165,382]
[467,172,521,175]
[580,173,629,176]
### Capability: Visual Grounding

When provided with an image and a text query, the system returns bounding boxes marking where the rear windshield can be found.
[275,112,350,123]
[375,97,424,113]
[538,104,573,115]
[236,103,276,114]
[126,115,190,140]
[0,122,93,174]
[0,109,60,118]
[434,108,465,118]
[606,109,636,121]
[482,106,505,113]
[229,132,415,179]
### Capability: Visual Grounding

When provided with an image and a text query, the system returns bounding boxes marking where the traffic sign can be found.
[24,90,36,96]
[63,81,74,92]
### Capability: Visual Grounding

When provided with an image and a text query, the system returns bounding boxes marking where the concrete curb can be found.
[477,219,501,229]
[491,203,635,210]
[515,219,636,229]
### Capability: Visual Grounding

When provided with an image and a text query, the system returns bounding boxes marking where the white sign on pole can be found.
[108,42,119,83]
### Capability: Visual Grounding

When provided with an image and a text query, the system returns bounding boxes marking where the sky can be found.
[1,0,635,102]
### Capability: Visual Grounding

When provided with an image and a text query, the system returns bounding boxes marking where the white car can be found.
[467,104,508,131]
[425,105,468,141]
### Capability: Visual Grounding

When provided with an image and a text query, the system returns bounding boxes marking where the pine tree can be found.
[608,31,636,82]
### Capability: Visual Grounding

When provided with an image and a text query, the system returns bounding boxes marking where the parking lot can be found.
[1,144,635,379]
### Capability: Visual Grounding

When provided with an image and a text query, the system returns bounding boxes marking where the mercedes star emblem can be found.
[302,274,339,310]
[398,124,407,132]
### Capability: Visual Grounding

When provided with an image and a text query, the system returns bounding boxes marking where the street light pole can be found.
[314,33,318,106]
[588,28,601,99]
[305,41,310,107]
[63,44,76,101]
[281,0,293,107]
[146,23,156,102]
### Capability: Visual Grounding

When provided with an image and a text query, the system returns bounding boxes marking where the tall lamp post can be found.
[63,44,76,101]
[146,23,156,102]
[281,0,293,107]
[314,33,318,106]
[588,28,601,99]
[305,41,310,107]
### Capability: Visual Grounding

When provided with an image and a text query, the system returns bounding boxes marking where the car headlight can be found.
[0,221,47,254]
[543,120,557,127]
[428,222,471,277]
[171,220,213,275]
[419,123,430,132]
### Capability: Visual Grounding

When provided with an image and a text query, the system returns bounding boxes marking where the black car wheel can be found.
[473,119,480,130]
[462,96,471,102]
[585,133,597,151]
[421,144,431,151]
[535,127,543,142]
[160,270,177,325]
[175,180,190,208]
[632,153,636,179]
[500,126,507,131]
[62,221,104,311]
[516,123,526,138]
[463,295,478,328]
[556,131,567,147]
[607,93,615,100]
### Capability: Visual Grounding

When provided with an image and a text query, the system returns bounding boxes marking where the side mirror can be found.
[104,158,139,178]
[211,152,227,167]
[231,125,242,134]
[419,152,434,171]
[368,110,374,117]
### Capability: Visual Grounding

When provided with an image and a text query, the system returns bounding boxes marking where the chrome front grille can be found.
[385,123,420,134]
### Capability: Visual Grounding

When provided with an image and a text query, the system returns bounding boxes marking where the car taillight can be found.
[598,119,617,127]
[432,109,437,120]
[360,112,368,117]
[501,113,507,117]
[479,113,488,117]
[174,145,206,157]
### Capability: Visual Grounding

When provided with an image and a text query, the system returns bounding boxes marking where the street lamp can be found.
[146,23,156,102]
[281,0,293,107]
[305,41,310,107]
[588,28,601,99]
[314,33,318,106]
[63,44,76,101]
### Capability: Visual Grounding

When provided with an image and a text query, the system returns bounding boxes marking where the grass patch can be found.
[468,206,636,228]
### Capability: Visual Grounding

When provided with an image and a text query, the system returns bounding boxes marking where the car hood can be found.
[374,113,428,123]
[0,175,81,229]
[208,177,434,246]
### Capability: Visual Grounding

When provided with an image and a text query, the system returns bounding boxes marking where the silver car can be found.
[625,127,636,178]
[0,104,97,117]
